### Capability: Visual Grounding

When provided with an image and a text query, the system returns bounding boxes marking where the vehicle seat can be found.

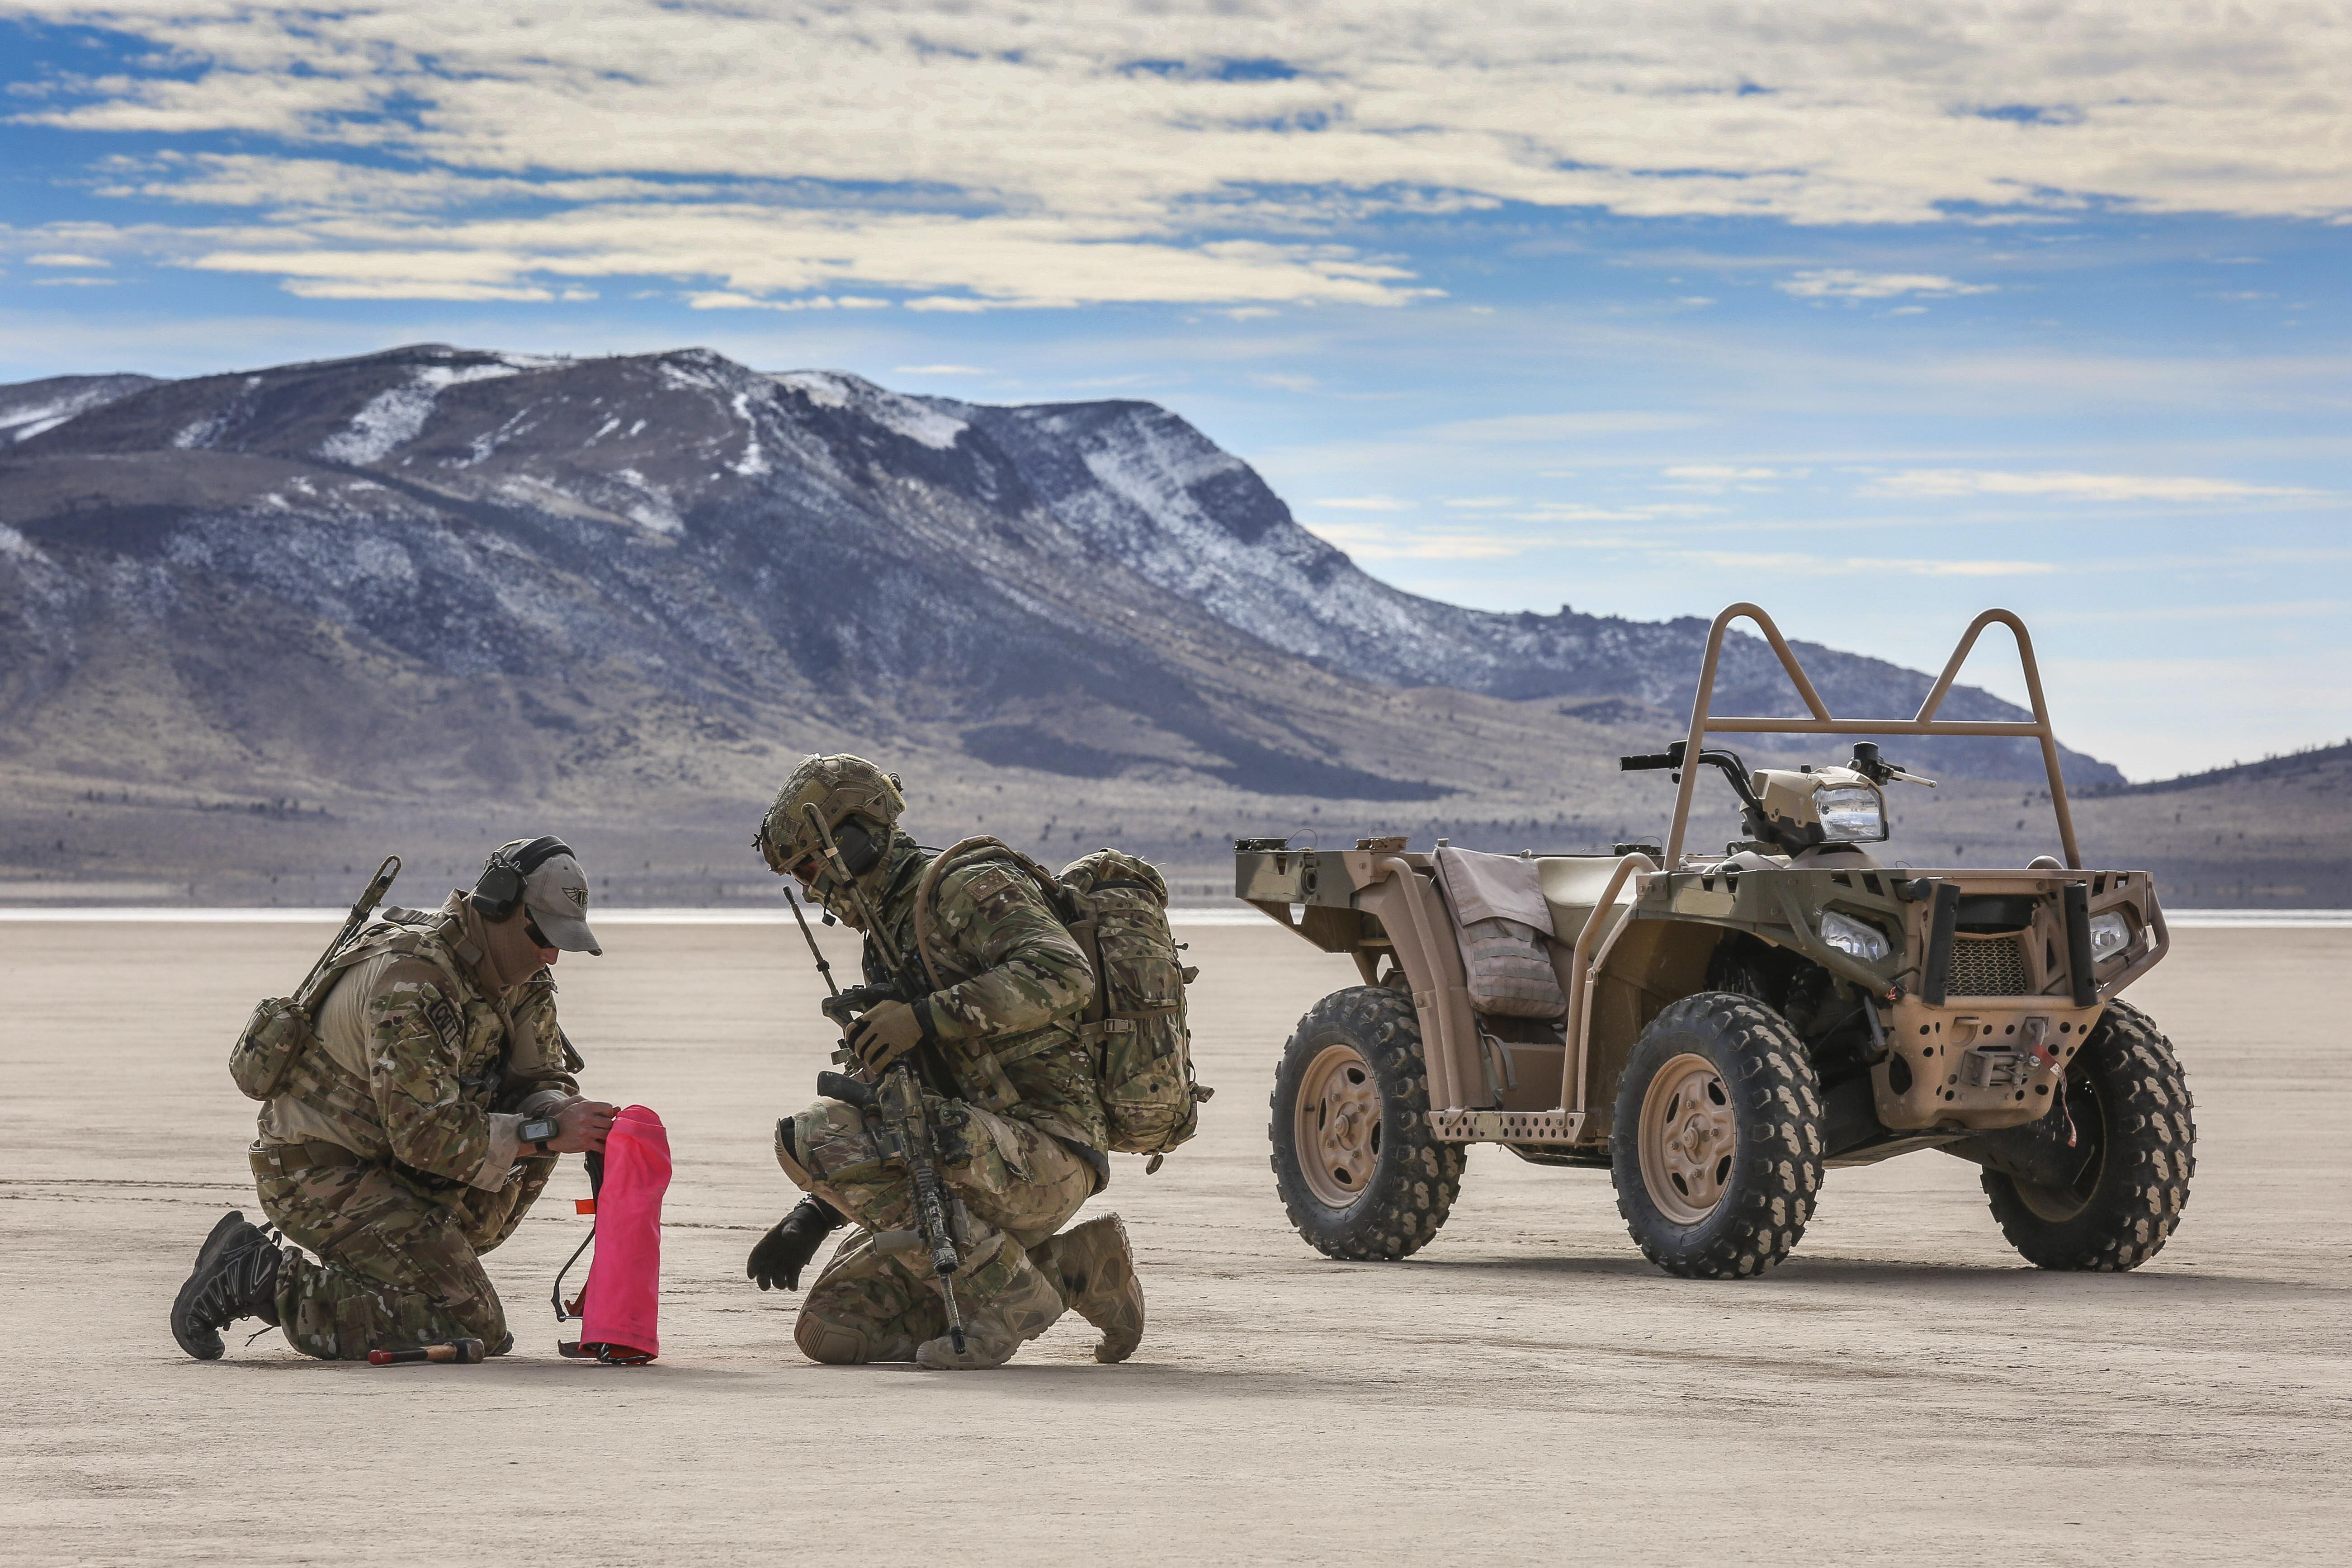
[1537,855,1639,951]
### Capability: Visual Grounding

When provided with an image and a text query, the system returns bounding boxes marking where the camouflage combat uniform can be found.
[779,832,1105,1364]
[250,892,581,1359]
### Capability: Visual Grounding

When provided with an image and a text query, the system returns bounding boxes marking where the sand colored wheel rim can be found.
[1296,1041,1383,1209]
[1639,1053,1736,1225]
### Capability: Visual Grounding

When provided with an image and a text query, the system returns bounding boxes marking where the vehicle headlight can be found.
[1819,910,1891,963]
[1814,785,1888,843]
[2088,911,2132,962]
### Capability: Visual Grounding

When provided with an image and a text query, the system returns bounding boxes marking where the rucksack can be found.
[912,838,1210,1165]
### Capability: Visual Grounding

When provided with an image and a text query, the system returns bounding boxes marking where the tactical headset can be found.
[830,818,887,878]
[471,836,575,921]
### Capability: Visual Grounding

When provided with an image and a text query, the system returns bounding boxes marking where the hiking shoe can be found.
[171,1210,284,1360]
[913,1250,1065,1371]
[1035,1214,1144,1364]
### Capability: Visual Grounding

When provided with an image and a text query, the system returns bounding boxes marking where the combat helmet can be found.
[755,754,906,899]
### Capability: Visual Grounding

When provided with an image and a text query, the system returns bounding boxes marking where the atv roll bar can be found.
[1561,850,1656,1121]
[1662,604,2082,871]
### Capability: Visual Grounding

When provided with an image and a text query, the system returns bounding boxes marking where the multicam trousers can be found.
[254,1149,557,1360]
[781,1096,1094,1364]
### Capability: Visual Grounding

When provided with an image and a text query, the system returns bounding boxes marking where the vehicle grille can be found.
[1948,933,2031,996]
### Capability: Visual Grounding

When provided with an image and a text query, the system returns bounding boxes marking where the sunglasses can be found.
[526,916,553,949]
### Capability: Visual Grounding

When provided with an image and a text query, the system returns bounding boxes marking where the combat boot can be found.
[914,1247,1067,1371]
[171,1210,286,1360]
[1031,1214,1144,1364]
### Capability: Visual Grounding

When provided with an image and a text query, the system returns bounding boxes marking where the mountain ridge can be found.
[16,342,2349,908]
[1,342,2111,798]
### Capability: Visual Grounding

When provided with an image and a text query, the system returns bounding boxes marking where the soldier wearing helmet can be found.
[748,755,1144,1370]
[170,837,619,1362]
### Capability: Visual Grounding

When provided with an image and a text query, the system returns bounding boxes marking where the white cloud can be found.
[283,279,551,300]
[1427,411,1705,442]
[686,291,892,311]
[27,252,109,267]
[1249,372,1320,392]
[1780,269,1997,299]
[9,3,2352,309]
[165,202,1433,308]
[1311,495,1417,512]
[1677,550,2058,577]
[1301,520,1526,559]
[1664,464,1790,481]
[1868,468,2320,501]
[895,364,984,375]
[1507,502,1724,523]
[2035,598,2348,627]
[1656,462,1804,494]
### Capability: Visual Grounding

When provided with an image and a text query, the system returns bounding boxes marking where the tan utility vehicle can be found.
[1237,604,2194,1278]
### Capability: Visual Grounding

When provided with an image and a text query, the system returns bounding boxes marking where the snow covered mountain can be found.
[1,374,159,444]
[0,343,2116,823]
[958,395,2074,734]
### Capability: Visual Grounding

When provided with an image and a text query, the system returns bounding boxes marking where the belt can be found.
[249,1140,370,1179]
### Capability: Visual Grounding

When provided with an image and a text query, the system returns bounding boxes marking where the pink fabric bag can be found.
[576,1104,670,1363]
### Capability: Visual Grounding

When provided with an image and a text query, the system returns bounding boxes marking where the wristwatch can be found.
[518,1115,561,1154]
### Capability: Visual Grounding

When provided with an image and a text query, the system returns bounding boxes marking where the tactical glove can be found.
[748,1196,846,1292]
[845,997,931,1072]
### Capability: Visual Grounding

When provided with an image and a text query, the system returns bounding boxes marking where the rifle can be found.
[296,855,401,1008]
[231,855,403,1101]
[786,809,968,1355]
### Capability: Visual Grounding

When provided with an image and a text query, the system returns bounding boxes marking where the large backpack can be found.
[913,839,1209,1165]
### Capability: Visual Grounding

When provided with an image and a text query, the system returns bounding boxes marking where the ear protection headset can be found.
[471,836,575,921]
[831,817,886,878]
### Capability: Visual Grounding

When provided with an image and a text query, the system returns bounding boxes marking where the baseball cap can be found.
[518,846,603,954]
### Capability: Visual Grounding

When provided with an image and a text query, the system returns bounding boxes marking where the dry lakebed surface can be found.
[3,917,2346,1564]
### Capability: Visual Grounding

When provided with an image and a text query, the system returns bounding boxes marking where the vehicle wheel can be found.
[1270,985,1464,1261]
[1611,992,1824,1279]
[1982,999,2194,1271]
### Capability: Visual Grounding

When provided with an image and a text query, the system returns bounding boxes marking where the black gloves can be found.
[747,1195,846,1292]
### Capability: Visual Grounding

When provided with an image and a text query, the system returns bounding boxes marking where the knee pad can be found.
[794,1313,869,1365]
[460,1294,510,1350]
[774,1115,815,1188]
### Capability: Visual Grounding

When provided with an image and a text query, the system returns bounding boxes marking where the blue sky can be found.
[2,2,2347,779]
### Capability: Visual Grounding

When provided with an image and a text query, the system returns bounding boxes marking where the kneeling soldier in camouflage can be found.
[171,838,617,1360]
[748,755,1143,1370]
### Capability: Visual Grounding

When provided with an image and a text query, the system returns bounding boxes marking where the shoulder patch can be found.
[422,995,464,1054]
[958,864,1022,903]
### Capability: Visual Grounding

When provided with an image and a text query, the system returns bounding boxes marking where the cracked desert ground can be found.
[5,918,2347,1565]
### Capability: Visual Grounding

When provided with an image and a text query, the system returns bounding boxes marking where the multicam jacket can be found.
[258,892,581,1192]
[860,834,1106,1151]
